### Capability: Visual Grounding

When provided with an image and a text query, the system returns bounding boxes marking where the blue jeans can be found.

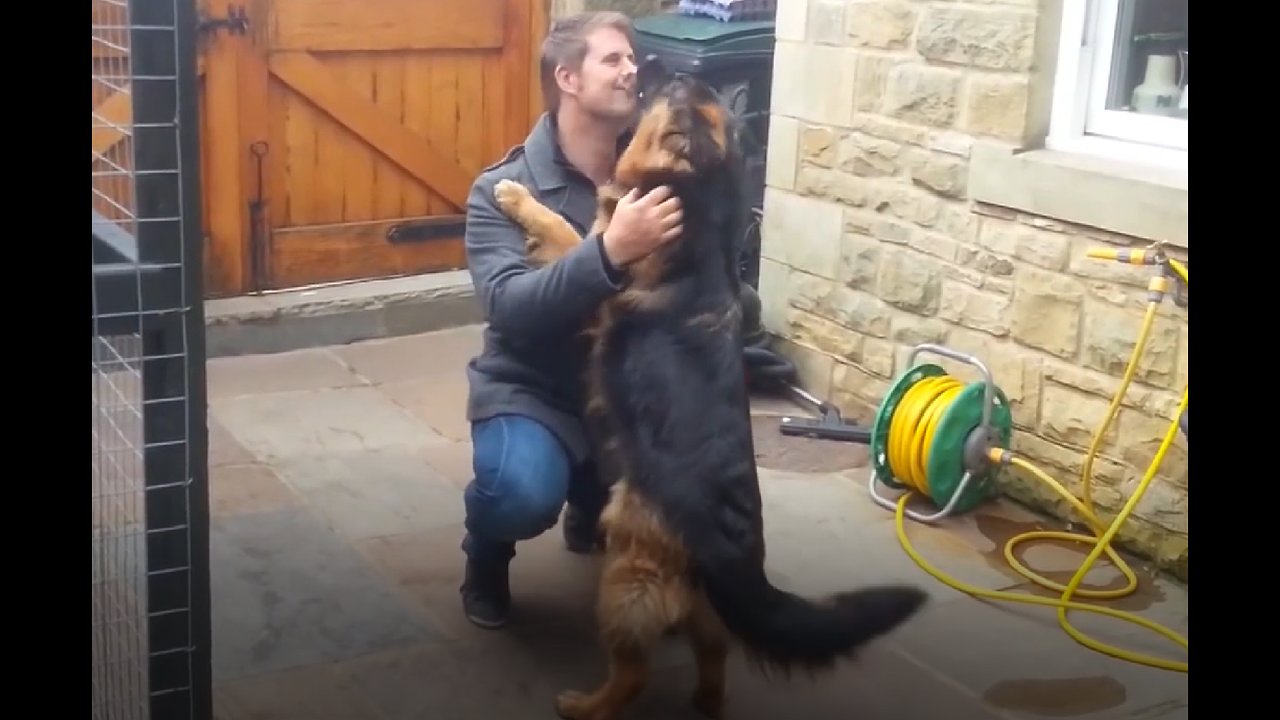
[463,414,605,550]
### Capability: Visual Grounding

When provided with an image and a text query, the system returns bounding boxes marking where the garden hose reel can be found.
[869,343,1015,524]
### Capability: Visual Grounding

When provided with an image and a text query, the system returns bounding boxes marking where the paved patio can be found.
[206,325,1188,720]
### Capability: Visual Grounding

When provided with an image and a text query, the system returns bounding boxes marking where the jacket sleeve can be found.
[464,174,624,345]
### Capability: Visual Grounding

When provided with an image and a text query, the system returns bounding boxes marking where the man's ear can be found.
[554,64,579,98]
[636,55,670,103]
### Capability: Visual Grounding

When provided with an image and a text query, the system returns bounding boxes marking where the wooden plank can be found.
[503,0,533,144]
[269,0,506,52]
[199,0,254,296]
[236,0,273,289]
[267,217,467,289]
[268,50,474,210]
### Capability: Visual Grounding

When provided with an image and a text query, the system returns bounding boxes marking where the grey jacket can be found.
[462,113,629,465]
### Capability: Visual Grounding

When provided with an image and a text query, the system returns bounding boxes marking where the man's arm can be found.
[464,175,623,345]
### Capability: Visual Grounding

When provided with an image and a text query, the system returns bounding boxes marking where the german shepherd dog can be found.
[491,66,928,720]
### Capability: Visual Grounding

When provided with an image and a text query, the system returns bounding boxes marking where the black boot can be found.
[562,503,605,554]
[459,534,515,629]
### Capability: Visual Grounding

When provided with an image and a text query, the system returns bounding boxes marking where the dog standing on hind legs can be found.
[492,68,928,720]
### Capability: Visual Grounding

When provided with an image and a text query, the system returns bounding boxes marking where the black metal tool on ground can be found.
[778,385,872,444]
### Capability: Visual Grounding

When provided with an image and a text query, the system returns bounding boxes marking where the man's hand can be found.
[600,186,683,267]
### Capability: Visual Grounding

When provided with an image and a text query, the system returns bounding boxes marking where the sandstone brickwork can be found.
[760,0,1188,579]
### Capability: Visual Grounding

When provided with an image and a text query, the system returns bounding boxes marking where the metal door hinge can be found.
[198,5,249,36]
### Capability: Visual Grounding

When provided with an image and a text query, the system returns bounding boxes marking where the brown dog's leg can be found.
[686,591,730,719]
[555,645,650,720]
[557,518,683,720]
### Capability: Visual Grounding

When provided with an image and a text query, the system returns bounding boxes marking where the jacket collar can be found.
[525,112,634,193]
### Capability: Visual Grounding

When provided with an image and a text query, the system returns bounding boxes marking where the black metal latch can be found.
[198,5,249,36]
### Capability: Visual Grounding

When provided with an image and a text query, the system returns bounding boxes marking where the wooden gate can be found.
[195,0,547,296]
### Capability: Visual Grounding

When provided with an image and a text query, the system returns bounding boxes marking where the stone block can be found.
[787,309,863,361]
[937,281,1011,336]
[982,220,1071,271]
[831,360,892,416]
[775,0,809,42]
[916,5,1036,71]
[809,0,846,46]
[877,249,942,315]
[765,114,799,190]
[826,287,892,337]
[946,264,984,289]
[1010,267,1084,358]
[852,211,914,245]
[963,73,1030,141]
[799,124,839,167]
[928,129,974,158]
[852,53,902,113]
[845,1,917,50]
[884,64,963,128]
[891,315,949,347]
[775,337,836,397]
[838,231,881,290]
[860,336,897,377]
[757,257,790,333]
[1005,430,1127,492]
[870,182,946,227]
[1116,407,1188,484]
[761,188,844,278]
[1041,360,1179,418]
[904,148,968,199]
[1080,302,1182,388]
[839,131,903,177]
[770,41,856,126]
[908,229,960,263]
[787,268,837,315]
[850,114,929,146]
[1038,383,1119,449]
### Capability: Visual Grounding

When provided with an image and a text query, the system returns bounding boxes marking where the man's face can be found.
[560,27,637,121]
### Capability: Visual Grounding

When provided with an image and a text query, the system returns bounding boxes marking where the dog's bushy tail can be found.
[694,545,927,673]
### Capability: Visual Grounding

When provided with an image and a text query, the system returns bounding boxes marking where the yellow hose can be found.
[885,264,1188,673]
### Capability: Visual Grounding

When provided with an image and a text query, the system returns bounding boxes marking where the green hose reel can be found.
[868,344,1016,521]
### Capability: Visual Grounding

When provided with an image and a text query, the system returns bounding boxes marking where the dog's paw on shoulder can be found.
[494,179,531,214]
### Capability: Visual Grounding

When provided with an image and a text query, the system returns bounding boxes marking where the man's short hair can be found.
[539,11,636,114]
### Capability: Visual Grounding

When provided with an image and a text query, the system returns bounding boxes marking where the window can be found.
[1047,0,1188,170]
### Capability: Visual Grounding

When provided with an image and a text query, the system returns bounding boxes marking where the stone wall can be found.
[758,0,1189,579]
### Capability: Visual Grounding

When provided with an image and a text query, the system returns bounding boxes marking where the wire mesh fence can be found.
[92,0,210,718]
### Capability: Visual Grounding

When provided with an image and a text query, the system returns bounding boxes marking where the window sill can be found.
[968,142,1188,249]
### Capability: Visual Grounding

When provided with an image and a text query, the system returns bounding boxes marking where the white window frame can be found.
[1046,0,1187,172]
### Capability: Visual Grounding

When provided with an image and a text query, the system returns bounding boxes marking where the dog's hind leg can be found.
[686,590,730,719]
[556,520,688,720]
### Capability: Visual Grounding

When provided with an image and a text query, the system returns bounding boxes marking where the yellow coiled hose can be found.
[886,267,1188,673]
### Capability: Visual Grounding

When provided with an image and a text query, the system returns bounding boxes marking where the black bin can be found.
[633,13,776,287]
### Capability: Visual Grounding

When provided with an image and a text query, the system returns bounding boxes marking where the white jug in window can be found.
[1131,53,1181,116]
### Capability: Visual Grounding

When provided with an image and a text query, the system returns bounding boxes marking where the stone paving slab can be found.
[209,506,438,682]
[272,446,466,541]
[212,385,449,462]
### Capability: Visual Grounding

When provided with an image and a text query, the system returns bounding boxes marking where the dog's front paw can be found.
[494,179,531,216]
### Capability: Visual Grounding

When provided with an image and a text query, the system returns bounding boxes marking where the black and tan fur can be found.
[492,69,927,720]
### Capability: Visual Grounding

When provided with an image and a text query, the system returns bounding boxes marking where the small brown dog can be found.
[492,68,927,720]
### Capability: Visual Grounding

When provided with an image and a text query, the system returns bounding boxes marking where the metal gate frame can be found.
[92,0,211,717]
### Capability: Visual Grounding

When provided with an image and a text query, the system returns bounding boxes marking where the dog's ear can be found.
[636,54,671,104]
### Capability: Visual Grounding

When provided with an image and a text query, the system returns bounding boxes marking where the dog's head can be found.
[616,58,746,289]
[615,57,736,188]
